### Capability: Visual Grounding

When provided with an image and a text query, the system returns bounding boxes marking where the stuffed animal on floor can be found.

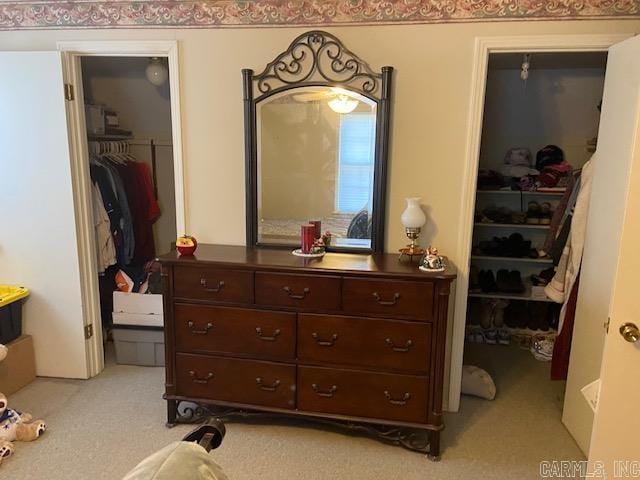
[0,345,7,363]
[0,392,47,465]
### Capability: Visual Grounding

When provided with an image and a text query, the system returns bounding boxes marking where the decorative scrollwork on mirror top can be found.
[252,30,383,100]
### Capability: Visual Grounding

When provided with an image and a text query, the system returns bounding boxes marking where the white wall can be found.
[81,56,176,254]
[0,52,88,378]
[480,66,606,171]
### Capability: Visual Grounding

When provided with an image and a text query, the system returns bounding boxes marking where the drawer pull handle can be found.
[312,332,338,347]
[255,327,281,341]
[187,321,213,335]
[312,384,337,398]
[385,338,413,352]
[384,391,411,406]
[372,292,400,306]
[189,371,214,384]
[255,377,281,392]
[283,286,310,299]
[200,278,225,293]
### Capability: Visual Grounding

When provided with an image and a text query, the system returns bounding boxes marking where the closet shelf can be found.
[476,190,565,196]
[88,133,133,141]
[474,222,551,230]
[468,284,554,303]
[471,255,553,264]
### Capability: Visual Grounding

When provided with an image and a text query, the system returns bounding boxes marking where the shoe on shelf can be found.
[504,301,519,328]
[479,300,494,329]
[484,329,498,345]
[529,302,550,331]
[508,270,526,294]
[479,270,498,293]
[496,269,511,292]
[507,300,530,329]
[492,299,509,328]
[526,201,541,224]
[510,211,527,224]
[497,328,511,345]
[539,202,553,225]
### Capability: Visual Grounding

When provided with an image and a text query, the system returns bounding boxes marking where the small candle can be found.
[309,220,322,239]
[301,224,315,254]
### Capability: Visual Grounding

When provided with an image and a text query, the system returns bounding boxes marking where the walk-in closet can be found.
[81,56,176,359]
[464,52,607,413]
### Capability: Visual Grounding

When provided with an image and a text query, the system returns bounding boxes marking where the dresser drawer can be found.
[298,365,428,423]
[255,272,341,310]
[176,354,296,409]
[298,314,431,373]
[173,266,252,304]
[174,304,296,360]
[342,278,433,321]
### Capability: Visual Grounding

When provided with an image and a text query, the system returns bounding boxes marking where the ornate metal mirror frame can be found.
[243,30,393,253]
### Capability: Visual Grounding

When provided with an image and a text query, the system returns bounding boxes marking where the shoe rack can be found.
[470,189,563,303]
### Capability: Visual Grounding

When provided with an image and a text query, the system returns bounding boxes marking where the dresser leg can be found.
[427,431,441,461]
[166,400,178,428]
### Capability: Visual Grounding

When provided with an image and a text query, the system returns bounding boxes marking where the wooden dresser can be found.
[159,244,456,458]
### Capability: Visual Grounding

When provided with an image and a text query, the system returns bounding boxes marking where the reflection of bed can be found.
[259,213,355,242]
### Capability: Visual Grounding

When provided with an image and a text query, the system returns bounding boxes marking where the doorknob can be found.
[619,322,640,343]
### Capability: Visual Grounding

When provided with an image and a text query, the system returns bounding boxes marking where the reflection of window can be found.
[336,113,376,213]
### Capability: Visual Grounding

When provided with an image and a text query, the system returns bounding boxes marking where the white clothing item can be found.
[544,157,594,331]
[92,182,116,273]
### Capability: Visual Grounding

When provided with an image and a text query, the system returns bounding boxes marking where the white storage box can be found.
[113,312,163,328]
[113,291,163,314]
[113,292,163,328]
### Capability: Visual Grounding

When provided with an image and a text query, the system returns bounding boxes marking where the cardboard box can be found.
[0,335,36,395]
[112,312,163,328]
[113,291,163,315]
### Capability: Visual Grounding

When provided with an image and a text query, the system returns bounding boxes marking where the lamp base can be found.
[398,245,426,262]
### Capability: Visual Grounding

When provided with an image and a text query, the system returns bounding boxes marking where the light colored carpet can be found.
[3,343,583,479]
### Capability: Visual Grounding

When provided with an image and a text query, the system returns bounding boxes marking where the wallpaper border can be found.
[1,1,639,30]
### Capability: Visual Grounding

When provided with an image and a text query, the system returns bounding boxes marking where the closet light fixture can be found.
[521,53,531,82]
[146,57,168,86]
[328,94,359,114]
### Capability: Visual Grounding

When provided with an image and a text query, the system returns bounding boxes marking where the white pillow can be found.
[461,365,496,400]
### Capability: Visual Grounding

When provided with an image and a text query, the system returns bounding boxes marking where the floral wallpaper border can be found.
[0,1,639,30]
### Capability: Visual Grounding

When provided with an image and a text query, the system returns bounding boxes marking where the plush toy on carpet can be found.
[0,344,46,466]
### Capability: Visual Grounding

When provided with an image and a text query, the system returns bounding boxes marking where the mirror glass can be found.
[257,87,377,249]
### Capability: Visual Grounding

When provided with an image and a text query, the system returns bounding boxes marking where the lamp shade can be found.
[401,197,426,229]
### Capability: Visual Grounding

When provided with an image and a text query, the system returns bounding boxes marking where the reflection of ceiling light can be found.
[328,95,358,114]
[146,57,168,86]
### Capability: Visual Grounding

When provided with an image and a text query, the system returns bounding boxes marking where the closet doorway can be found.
[465,49,606,451]
[60,42,185,377]
[451,34,640,460]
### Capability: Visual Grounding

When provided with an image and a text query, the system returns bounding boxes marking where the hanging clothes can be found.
[100,160,135,265]
[545,157,594,332]
[92,182,116,273]
[90,163,125,264]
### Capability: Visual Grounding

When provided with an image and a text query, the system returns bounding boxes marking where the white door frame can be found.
[449,33,630,412]
[57,41,186,377]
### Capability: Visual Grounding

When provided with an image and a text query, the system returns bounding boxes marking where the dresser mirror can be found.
[243,31,393,252]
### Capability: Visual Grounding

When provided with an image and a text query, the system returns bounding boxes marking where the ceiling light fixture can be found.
[328,94,358,114]
[146,57,168,86]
